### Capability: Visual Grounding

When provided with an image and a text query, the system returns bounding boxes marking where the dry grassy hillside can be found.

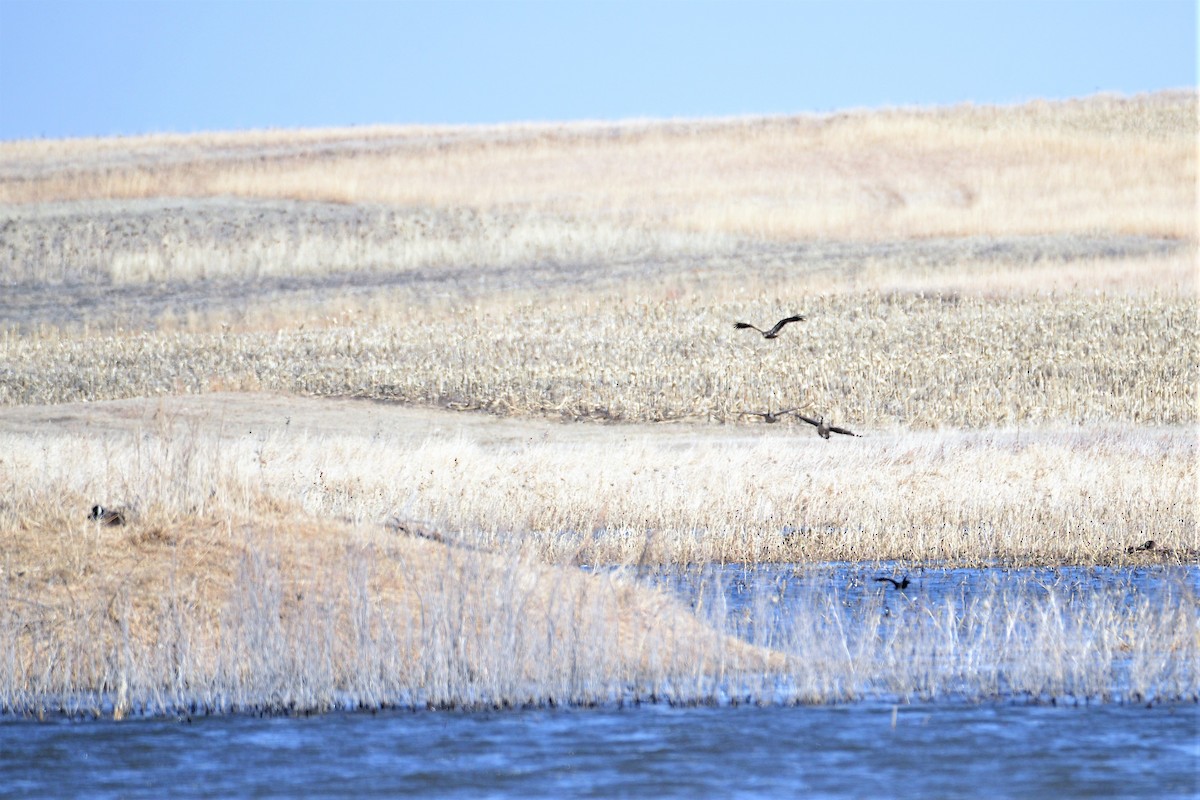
[2,91,1194,239]
[1,94,1196,425]
[0,92,1196,715]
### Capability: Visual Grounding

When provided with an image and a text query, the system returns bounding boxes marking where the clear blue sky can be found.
[0,0,1195,141]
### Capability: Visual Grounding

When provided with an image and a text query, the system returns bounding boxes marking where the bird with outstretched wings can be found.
[734,314,805,339]
[796,414,861,439]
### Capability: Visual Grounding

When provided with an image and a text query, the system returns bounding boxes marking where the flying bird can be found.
[875,576,910,590]
[734,314,805,339]
[88,505,126,526]
[739,408,801,424]
[796,414,861,439]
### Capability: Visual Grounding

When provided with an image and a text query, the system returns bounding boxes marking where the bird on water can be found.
[734,315,805,339]
[875,576,910,590]
[796,414,861,439]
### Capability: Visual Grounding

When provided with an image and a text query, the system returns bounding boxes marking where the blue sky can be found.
[0,0,1195,140]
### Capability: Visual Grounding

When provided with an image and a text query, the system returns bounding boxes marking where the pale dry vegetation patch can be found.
[0,407,1195,715]
[0,93,1196,715]
[0,197,723,286]
[858,246,1194,297]
[0,496,776,717]
[2,92,1194,241]
[0,410,779,715]
[2,289,1194,429]
[1,395,1193,568]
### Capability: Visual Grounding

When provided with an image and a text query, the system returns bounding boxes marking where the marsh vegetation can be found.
[0,92,1196,716]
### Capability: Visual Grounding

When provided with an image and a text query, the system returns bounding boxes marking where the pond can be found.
[2,702,1196,798]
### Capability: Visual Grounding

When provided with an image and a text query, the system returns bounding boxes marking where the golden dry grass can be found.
[1,502,778,715]
[2,288,1194,430]
[0,92,1196,714]
[2,403,1195,713]
[0,394,1193,567]
[2,92,1194,240]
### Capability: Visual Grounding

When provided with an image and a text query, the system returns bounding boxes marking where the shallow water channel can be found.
[639,561,1199,650]
[3,702,1197,798]
[2,564,1197,798]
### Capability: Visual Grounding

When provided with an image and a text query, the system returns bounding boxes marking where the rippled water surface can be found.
[3,703,1197,799]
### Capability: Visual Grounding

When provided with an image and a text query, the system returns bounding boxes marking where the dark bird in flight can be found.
[88,505,126,526]
[1125,540,1155,554]
[740,408,801,424]
[875,576,910,590]
[796,414,861,439]
[734,315,805,339]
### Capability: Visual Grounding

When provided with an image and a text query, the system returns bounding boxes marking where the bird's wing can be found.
[733,322,760,332]
[763,318,791,336]
[767,315,806,335]
[796,414,820,427]
[829,426,860,437]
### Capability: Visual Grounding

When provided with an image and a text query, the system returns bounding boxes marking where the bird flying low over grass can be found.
[734,315,805,339]
[796,414,861,439]
[739,408,802,423]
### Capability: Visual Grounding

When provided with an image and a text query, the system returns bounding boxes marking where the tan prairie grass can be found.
[0,510,778,716]
[0,414,781,714]
[2,92,1195,241]
[0,197,724,286]
[1,500,1196,714]
[1,93,1197,716]
[0,395,1193,568]
[372,427,1197,567]
[0,429,761,713]
[0,408,1195,713]
[2,290,1194,430]
[0,199,1188,302]
[2,201,1187,331]
[854,248,1196,298]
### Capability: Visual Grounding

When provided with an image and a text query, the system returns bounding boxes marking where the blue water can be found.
[2,703,1196,799]
[636,562,1200,617]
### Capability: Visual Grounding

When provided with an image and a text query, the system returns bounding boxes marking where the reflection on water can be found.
[2,703,1197,799]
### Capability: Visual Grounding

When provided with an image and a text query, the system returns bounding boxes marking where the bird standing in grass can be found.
[875,576,910,590]
[734,315,805,339]
[1125,540,1155,554]
[796,414,861,439]
[88,505,125,526]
